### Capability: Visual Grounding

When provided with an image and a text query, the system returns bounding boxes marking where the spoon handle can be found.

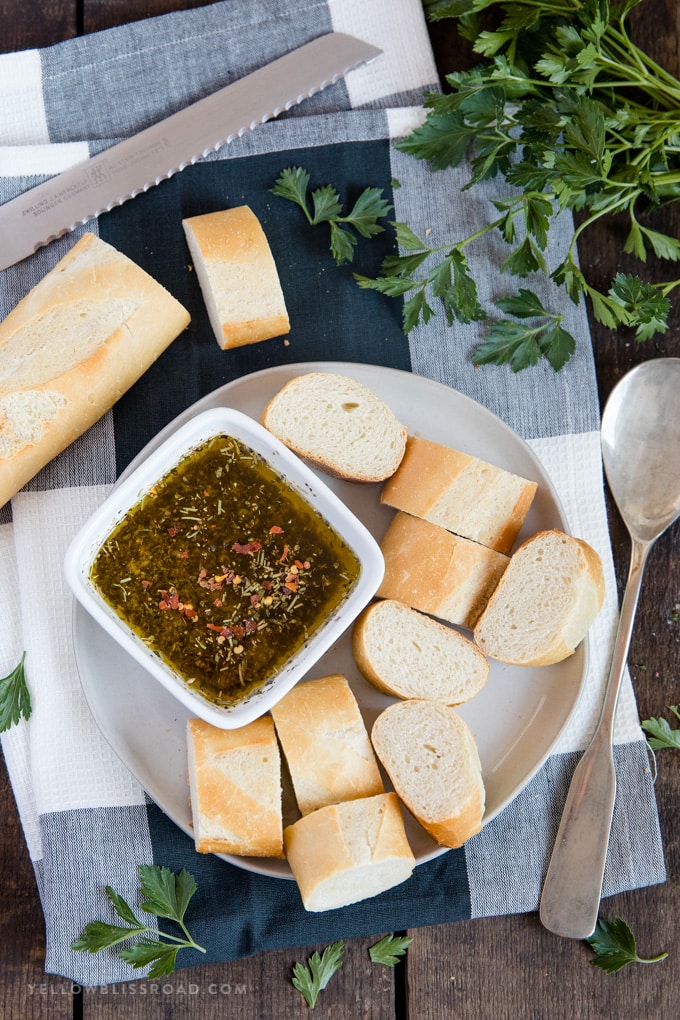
[539,537,650,939]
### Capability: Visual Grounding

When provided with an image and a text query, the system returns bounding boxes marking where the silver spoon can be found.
[539,357,680,939]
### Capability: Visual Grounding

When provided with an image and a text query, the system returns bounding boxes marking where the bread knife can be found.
[0,32,382,271]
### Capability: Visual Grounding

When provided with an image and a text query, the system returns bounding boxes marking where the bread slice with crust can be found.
[377,511,509,630]
[371,700,485,848]
[284,792,415,911]
[473,529,605,666]
[260,372,407,482]
[380,435,537,554]
[182,206,289,349]
[270,673,384,816]
[187,716,284,857]
[352,599,489,704]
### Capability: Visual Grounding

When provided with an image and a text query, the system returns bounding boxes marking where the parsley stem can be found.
[460,216,507,248]
[569,191,639,255]
[659,278,680,297]
[149,926,206,953]
[607,26,680,94]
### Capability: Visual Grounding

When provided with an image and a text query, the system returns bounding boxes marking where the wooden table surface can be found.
[1,2,678,1017]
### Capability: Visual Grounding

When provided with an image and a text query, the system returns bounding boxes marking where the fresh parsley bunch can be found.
[360,0,680,370]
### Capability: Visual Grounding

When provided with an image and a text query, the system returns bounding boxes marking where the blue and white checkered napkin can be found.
[0,0,665,985]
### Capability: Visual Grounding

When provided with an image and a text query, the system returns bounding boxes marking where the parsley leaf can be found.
[586,917,668,973]
[291,940,344,1008]
[0,652,32,732]
[369,933,413,966]
[270,165,310,214]
[72,865,205,979]
[608,273,671,342]
[396,110,475,170]
[472,289,576,371]
[641,705,680,750]
[271,167,391,265]
[356,226,485,332]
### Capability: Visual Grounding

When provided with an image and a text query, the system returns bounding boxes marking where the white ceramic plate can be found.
[72,362,587,880]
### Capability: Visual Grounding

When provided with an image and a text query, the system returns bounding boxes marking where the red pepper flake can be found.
[158,586,196,617]
[269,525,284,534]
[179,550,189,559]
[279,544,289,563]
[167,524,181,537]
[232,540,262,555]
[141,579,151,589]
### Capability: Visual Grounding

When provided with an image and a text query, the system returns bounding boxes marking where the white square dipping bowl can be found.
[64,407,384,728]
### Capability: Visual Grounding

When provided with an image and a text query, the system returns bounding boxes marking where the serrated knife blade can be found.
[0,32,382,271]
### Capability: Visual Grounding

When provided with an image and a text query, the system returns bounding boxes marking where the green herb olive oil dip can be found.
[90,434,360,707]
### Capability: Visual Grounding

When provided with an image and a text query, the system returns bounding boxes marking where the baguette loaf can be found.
[352,599,489,704]
[270,673,384,816]
[380,435,537,554]
[0,232,190,508]
[371,700,485,848]
[473,529,605,666]
[284,792,415,911]
[260,372,407,482]
[187,716,284,857]
[377,511,509,630]
[182,206,290,349]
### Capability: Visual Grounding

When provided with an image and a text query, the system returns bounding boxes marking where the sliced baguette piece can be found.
[182,206,290,349]
[0,232,190,508]
[187,716,284,857]
[260,372,407,482]
[284,792,415,911]
[371,700,485,848]
[380,435,537,554]
[352,599,489,704]
[473,529,605,666]
[377,511,509,630]
[270,673,384,816]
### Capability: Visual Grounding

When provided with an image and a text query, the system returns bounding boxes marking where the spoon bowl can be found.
[540,357,680,939]
[601,358,680,543]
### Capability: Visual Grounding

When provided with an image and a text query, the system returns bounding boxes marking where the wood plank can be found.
[0,755,73,1018]
[0,0,76,49]
[407,893,676,1020]
[82,0,216,35]
[79,938,396,1018]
